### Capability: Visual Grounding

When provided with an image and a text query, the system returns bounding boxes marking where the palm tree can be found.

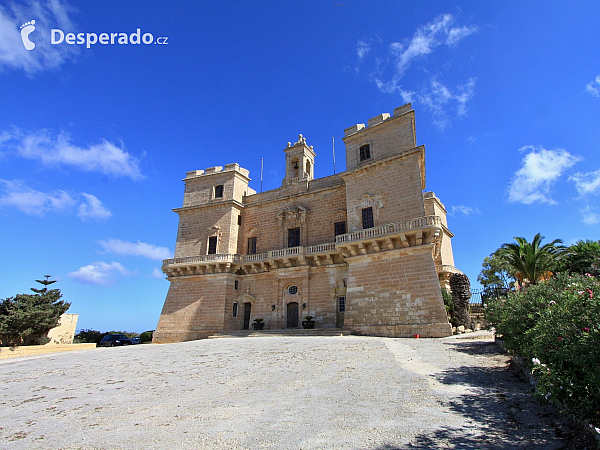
[496,233,565,287]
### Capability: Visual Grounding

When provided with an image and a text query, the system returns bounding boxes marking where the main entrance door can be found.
[287,302,299,328]
[243,302,252,330]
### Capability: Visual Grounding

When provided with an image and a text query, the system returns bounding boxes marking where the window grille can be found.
[362,207,374,229]
[208,236,218,254]
[359,144,371,161]
[288,227,300,247]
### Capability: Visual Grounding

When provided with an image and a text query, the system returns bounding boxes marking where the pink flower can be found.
[557,336,564,341]
[587,289,593,299]
[582,327,591,332]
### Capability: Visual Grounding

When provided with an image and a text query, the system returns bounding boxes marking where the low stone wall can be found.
[0,343,96,360]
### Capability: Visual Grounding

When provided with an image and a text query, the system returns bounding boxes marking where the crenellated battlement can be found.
[343,103,413,137]
[185,163,250,181]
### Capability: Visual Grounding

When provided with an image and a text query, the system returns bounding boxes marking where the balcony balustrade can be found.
[162,216,443,277]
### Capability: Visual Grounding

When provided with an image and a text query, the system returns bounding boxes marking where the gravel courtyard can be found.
[0,333,591,449]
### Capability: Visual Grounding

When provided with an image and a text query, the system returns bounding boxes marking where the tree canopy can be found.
[496,233,565,286]
[0,277,70,346]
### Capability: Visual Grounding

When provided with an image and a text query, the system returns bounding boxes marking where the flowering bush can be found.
[486,273,600,428]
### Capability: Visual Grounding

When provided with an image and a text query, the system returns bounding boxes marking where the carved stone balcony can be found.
[162,215,443,277]
[162,242,342,277]
[335,215,443,258]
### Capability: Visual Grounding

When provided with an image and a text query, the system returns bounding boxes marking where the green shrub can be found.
[486,273,600,427]
[139,330,153,343]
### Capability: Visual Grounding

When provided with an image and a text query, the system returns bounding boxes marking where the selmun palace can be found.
[153,104,460,343]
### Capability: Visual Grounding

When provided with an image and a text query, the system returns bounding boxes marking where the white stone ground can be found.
[0,333,588,449]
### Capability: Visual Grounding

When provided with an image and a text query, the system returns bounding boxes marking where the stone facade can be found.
[154,104,459,343]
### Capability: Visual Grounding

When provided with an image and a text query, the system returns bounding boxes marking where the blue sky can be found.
[1,1,599,333]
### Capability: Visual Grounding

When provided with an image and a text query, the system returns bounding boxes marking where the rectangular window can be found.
[359,144,371,161]
[235,280,239,290]
[362,207,374,229]
[338,296,346,313]
[233,302,238,317]
[334,221,347,237]
[288,227,300,247]
[247,237,257,255]
[207,236,218,254]
[237,215,242,226]
[214,185,224,198]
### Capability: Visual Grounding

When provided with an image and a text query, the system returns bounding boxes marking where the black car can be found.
[97,334,132,347]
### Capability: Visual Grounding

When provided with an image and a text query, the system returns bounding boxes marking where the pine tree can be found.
[0,276,70,346]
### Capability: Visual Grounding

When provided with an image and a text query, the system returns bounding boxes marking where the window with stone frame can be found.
[338,296,346,313]
[334,221,347,237]
[359,144,371,162]
[214,184,224,198]
[232,302,238,317]
[288,227,300,247]
[247,237,257,255]
[362,207,374,229]
[207,236,218,254]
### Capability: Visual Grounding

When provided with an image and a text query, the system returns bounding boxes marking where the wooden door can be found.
[287,302,299,328]
[243,303,252,330]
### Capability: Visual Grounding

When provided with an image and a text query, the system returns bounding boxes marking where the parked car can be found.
[130,337,141,345]
[97,334,132,347]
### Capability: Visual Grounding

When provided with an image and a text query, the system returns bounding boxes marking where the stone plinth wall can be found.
[344,246,451,338]
[153,274,233,344]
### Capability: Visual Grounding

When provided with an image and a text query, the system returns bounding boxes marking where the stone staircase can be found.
[208,328,347,339]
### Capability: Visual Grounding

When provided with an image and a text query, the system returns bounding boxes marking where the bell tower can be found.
[282,134,316,185]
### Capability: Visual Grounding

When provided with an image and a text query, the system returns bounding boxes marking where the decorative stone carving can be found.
[334,210,347,222]
[294,134,306,145]
[276,206,309,230]
[208,226,222,237]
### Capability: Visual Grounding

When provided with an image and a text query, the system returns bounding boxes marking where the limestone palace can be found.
[153,104,462,343]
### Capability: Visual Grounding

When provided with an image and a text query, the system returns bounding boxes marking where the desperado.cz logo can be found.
[52,28,168,48]
[18,19,168,51]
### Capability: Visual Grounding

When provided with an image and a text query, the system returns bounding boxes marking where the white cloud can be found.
[98,238,172,260]
[581,205,600,225]
[586,75,600,97]
[0,179,75,215]
[68,261,132,286]
[0,0,79,74]
[150,267,164,278]
[446,26,477,46]
[78,193,112,221]
[570,168,600,196]
[4,129,144,179]
[508,146,581,205]
[418,77,476,130]
[0,179,112,221]
[373,14,476,93]
[449,205,481,216]
[356,40,371,62]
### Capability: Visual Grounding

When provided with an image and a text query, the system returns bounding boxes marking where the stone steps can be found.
[208,328,347,339]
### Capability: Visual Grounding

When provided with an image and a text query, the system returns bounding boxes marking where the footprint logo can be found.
[20,20,36,51]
